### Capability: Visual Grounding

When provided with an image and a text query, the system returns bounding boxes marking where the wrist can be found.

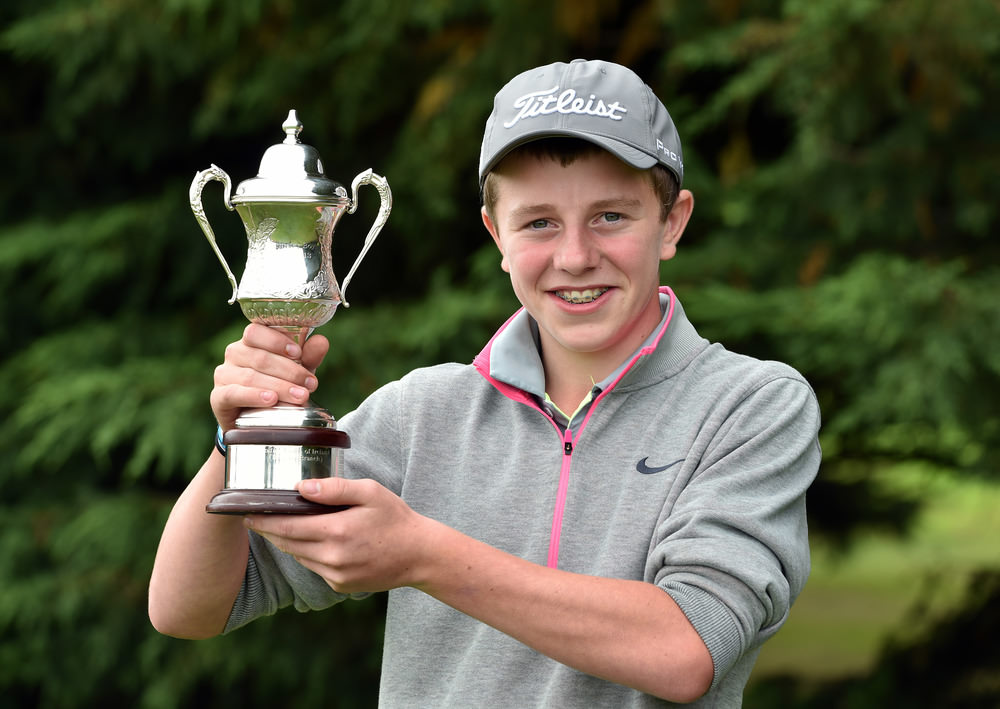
[214,425,227,456]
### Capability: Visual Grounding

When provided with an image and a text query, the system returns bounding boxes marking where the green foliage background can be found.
[1,0,997,707]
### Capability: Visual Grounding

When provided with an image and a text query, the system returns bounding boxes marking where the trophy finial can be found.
[282,109,303,144]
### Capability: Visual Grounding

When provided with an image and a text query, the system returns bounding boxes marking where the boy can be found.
[150,59,821,707]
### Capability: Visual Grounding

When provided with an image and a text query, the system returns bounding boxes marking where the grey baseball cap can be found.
[479,59,684,187]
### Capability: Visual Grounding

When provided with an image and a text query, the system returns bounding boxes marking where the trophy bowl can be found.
[189,110,391,514]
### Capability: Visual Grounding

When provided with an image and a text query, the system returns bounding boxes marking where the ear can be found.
[659,189,694,262]
[481,206,511,273]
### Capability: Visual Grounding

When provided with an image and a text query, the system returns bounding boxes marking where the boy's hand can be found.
[245,477,436,595]
[210,323,330,432]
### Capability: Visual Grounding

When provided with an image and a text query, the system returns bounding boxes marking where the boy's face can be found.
[482,149,692,373]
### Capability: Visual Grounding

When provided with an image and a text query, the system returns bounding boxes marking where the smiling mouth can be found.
[555,288,610,304]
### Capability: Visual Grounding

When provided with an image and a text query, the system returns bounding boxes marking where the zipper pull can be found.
[564,440,573,455]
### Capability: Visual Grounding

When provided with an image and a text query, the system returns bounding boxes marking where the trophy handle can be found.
[190,164,240,304]
[341,168,392,308]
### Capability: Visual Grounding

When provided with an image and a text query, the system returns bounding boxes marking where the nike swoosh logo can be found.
[636,457,684,475]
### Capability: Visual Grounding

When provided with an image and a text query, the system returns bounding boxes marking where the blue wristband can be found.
[214,425,228,456]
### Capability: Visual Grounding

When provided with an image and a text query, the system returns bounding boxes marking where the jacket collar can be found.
[473,287,706,398]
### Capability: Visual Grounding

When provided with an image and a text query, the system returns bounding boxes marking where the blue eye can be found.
[530,219,550,229]
[603,212,622,223]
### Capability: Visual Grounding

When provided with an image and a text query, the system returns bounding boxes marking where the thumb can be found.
[301,334,330,373]
[296,476,372,506]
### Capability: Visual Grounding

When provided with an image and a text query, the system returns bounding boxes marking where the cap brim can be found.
[480,129,659,184]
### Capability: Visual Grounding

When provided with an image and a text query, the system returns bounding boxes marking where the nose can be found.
[552,225,600,274]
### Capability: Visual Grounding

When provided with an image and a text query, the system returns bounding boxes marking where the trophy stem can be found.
[269,325,314,347]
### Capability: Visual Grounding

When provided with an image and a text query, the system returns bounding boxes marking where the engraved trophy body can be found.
[190,110,391,514]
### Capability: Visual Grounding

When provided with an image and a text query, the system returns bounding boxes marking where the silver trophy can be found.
[190,109,391,514]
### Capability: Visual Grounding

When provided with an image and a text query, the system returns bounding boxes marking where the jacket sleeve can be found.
[224,531,369,634]
[652,373,821,688]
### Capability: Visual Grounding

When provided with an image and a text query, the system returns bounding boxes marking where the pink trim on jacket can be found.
[473,287,677,568]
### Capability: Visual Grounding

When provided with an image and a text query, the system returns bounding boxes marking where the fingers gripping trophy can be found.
[190,110,391,514]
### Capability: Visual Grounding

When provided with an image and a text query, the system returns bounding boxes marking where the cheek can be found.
[613,241,660,277]
[503,243,547,281]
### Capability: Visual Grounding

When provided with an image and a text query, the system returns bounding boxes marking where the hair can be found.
[481,138,680,226]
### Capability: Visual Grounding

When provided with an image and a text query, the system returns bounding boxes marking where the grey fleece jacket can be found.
[225,288,822,708]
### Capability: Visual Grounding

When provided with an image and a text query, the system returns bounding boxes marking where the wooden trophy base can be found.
[206,421,351,515]
[206,488,349,515]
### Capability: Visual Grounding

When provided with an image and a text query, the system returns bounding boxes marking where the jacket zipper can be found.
[547,429,575,568]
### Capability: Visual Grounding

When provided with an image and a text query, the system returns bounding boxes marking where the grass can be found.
[748,463,1000,683]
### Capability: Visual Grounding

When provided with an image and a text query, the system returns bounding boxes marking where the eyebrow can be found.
[505,197,644,223]
[506,204,556,223]
[591,197,644,212]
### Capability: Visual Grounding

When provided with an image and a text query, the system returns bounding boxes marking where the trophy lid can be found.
[232,110,349,205]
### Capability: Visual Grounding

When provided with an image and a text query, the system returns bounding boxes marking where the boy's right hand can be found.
[210,323,330,432]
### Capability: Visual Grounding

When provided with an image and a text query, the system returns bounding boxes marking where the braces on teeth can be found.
[557,288,609,304]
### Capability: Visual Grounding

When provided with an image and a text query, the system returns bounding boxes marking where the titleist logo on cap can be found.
[503,86,628,129]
